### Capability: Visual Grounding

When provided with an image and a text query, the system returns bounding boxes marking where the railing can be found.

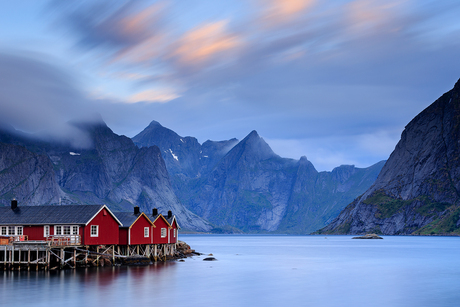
[0,235,28,245]
[46,235,81,246]
[12,235,28,242]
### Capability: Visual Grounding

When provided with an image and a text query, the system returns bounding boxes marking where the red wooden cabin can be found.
[166,210,180,244]
[114,207,154,245]
[149,208,173,244]
[0,201,122,246]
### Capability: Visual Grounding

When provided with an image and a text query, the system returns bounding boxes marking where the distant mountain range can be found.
[133,122,384,233]
[318,78,460,235]
[0,107,385,234]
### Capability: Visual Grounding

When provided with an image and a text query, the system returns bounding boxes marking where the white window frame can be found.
[144,227,149,238]
[8,226,15,235]
[44,225,50,237]
[1,226,23,236]
[173,229,176,238]
[63,225,71,235]
[90,225,99,237]
[54,225,62,235]
[161,228,167,238]
[53,225,79,236]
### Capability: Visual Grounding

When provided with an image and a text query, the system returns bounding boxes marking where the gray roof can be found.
[0,205,108,225]
[113,212,148,227]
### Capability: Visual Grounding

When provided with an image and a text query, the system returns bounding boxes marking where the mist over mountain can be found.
[133,122,384,233]
[319,78,460,235]
[0,119,211,232]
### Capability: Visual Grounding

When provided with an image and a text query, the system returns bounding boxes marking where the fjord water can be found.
[2,235,459,307]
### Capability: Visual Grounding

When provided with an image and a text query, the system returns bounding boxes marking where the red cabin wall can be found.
[169,220,178,244]
[129,216,153,245]
[152,217,170,244]
[82,208,119,245]
[24,225,45,240]
[119,228,128,245]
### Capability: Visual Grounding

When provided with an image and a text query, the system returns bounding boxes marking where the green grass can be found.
[415,207,460,235]
[363,190,412,218]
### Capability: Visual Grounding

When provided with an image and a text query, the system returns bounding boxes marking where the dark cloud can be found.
[0,52,100,148]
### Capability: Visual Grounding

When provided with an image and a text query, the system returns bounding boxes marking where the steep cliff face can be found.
[134,123,384,233]
[0,121,211,232]
[320,79,460,235]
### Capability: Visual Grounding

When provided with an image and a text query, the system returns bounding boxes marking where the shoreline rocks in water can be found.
[352,234,383,239]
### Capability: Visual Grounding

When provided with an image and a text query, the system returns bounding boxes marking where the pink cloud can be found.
[169,20,242,69]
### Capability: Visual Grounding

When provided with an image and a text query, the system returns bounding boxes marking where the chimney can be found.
[167,210,172,219]
[134,206,140,215]
[11,199,17,210]
[152,208,158,216]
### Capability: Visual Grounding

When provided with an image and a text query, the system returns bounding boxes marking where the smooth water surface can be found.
[1,235,459,307]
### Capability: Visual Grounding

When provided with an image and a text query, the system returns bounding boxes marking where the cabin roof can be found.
[0,205,120,226]
[166,215,180,229]
[114,212,153,228]
[149,214,170,227]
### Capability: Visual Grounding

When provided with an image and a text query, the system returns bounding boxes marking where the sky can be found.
[0,0,459,171]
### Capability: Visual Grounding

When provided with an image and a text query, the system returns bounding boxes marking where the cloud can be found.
[0,52,99,147]
[127,88,180,103]
[258,0,316,26]
[169,20,242,70]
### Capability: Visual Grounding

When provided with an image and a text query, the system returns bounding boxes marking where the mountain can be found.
[0,119,211,232]
[319,79,460,235]
[133,120,238,178]
[134,123,384,233]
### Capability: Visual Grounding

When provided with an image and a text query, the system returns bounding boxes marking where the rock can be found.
[203,257,217,261]
[319,78,460,236]
[352,234,383,239]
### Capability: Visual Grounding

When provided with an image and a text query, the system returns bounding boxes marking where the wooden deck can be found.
[0,242,178,271]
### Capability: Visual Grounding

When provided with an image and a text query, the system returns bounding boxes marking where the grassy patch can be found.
[416,207,460,235]
[415,196,452,216]
[363,190,411,218]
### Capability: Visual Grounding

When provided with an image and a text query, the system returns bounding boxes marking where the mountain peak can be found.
[147,120,163,128]
[227,130,277,162]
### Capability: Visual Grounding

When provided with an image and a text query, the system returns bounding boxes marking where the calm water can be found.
[1,235,459,307]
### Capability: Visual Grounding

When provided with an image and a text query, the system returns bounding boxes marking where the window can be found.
[2,226,23,236]
[53,225,78,235]
[173,229,176,238]
[144,227,149,237]
[161,228,167,238]
[90,225,99,237]
[54,225,62,235]
[63,226,71,235]
[44,226,50,237]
